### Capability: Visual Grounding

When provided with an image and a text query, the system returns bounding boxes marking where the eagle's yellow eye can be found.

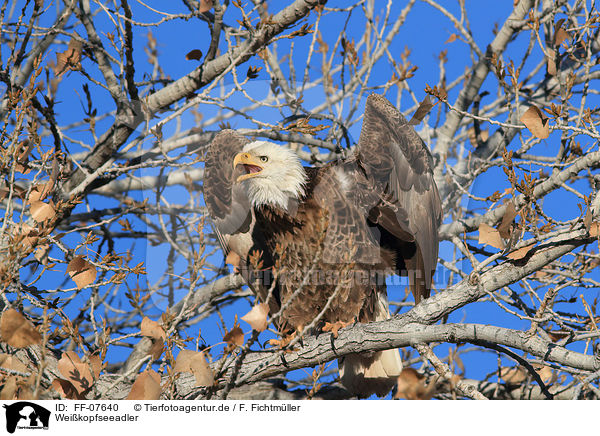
[259,156,268,163]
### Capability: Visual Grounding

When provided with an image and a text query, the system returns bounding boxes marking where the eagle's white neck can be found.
[246,176,304,212]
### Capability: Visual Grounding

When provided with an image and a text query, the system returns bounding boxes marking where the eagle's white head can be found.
[233,141,307,211]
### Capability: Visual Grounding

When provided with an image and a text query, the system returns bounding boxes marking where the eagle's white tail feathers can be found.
[338,294,402,398]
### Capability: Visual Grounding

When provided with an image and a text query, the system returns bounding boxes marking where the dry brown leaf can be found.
[141,317,166,359]
[48,155,59,188]
[55,49,80,74]
[51,378,86,400]
[54,38,82,76]
[189,352,214,387]
[0,353,29,373]
[0,308,42,348]
[555,28,570,47]
[547,330,569,342]
[546,49,557,76]
[225,251,241,270]
[497,202,518,239]
[66,255,86,274]
[241,303,269,332]
[394,368,435,400]
[535,365,556,384]
[223,324,244,348]
[507,243,535,260]
[520,105,550,139]
[555,28,570,46]
[173,350,195,373]
[89,354,103,379]
[500,366,527,384]
[589,222,599,238]
[57,351,94,394]
[0,183,24,200]
[584,208,592,230]
[408,96,434,126]
[26,185,49,205]
[185,49,203,61]
[444,33,459,44]
[15,161,31,174]
[16,385,33,400]
[13,223,38,248]
[141,316,166,340]
[535,268,551,280]
[148,338,164,360]
[66,255,97,289]
[199,0,213,12]
[127,370,161,400]
[478,223,505,250]
[30,200,56,222]
[14,145,31,174]
[554,19,570,46]
[0,354,34,396]
[174,349,214,386]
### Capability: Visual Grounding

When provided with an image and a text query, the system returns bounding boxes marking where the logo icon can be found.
[3,402,50,433]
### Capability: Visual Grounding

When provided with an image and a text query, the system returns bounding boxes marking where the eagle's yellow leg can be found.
[322,320,353,338]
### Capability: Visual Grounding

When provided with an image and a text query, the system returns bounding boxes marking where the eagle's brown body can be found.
[203,94,441,397]
[254,165,388,333]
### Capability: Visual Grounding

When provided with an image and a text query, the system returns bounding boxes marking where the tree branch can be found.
[62,0,326,196]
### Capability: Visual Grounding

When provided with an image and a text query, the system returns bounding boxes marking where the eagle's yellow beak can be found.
[233,152,264,182]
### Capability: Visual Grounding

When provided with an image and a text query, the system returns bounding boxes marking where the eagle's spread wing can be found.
[203,130,253,256]
[354,93,442,302]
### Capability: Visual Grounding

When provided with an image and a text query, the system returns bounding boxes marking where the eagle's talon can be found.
[322,320,352,339]
[267,331,297,349]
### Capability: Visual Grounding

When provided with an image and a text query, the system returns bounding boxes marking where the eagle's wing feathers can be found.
[204,130,253,256]
[354,94,442,302]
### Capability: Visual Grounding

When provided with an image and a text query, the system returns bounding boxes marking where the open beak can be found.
[233,152,264,182]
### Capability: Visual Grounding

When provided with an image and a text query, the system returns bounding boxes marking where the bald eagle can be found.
[203,94,441,397]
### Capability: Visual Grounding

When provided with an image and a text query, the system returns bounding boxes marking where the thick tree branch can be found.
[212,233,596,387]
[219,321,599,389]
